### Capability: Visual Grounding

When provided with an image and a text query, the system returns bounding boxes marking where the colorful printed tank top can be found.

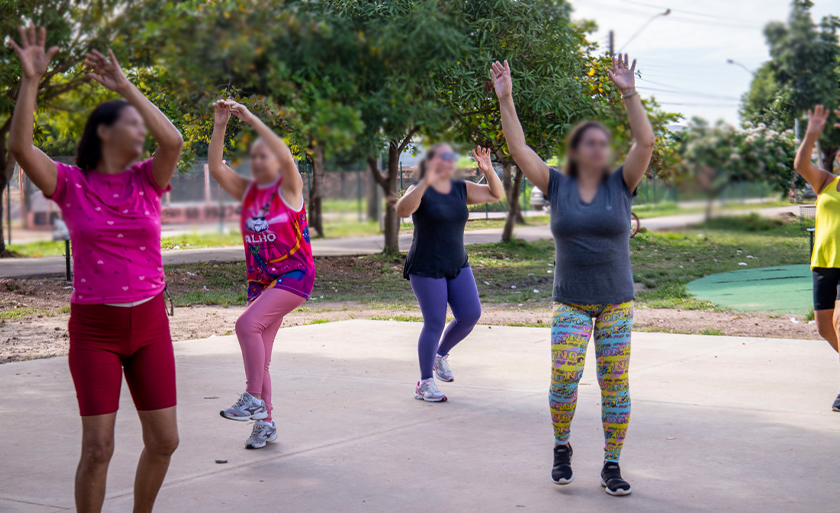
[240,178,315,302]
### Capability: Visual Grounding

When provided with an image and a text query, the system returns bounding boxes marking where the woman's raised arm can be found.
[84,49,183,189]
[491,60,551,195]
[208,100,251,200]
[465,146,505,204]
[226,100,303,208]
[608,54,655,192]
[794,105,837,195]
[7,23,60,196]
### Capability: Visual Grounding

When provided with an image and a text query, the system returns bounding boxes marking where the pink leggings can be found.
[235,287,306,422]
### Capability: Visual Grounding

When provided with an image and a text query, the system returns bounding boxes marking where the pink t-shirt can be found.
[47,158,171,304]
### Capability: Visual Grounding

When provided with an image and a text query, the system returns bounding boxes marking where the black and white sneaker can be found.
[832,391,840,412]
[601,461,632,496]
[551,444,574,485]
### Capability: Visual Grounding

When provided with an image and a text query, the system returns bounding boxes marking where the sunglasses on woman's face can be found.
[438,152,456,162]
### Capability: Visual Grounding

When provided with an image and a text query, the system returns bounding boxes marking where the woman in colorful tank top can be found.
[208,99,314,449]
[793,104,840,412]
[8,24,183,512]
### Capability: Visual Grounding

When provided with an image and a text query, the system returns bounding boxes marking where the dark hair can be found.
[563,120,611,178]
[75,100,133,171]
[416,143,449,179]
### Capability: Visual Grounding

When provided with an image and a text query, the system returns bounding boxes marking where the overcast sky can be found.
[571,0,839,126]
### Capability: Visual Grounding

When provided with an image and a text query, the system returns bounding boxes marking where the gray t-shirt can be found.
[546,166,635,305]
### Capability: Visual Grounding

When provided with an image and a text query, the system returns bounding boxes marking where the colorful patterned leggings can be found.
[550,301,633,463]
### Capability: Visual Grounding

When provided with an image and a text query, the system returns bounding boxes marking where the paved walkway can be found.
[0,205,802,279]
[1,321,837,512]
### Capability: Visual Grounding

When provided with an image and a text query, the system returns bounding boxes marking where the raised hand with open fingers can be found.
[607,53,637,95]
[490,60,512,100]
[7,22,58,79]
[472,146,494,174]
[84,49,130,93]
[806,105,832,136]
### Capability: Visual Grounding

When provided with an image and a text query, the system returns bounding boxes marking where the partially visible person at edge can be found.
[7,24,183,513]
[793,104,840,412]
[208,99,315,449]
[491,54,655,496]
[395,144,504,402]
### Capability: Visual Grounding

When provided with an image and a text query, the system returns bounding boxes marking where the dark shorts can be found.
[812,267,840,310]
[68,293,176,416]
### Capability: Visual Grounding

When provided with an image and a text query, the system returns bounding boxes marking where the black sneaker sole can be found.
[601,478,632,496]
[551,474,574,485]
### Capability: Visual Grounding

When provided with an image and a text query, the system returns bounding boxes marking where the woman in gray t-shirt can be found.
[491,54,655,497]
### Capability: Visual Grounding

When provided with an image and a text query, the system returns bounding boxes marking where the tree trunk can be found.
[366,169,379,222]
[368,139,411,254]
[501,165,524,243]
[308,144,325,237]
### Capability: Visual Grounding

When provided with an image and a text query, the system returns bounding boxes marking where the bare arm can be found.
[794,105,837,194]
[608,54,655,192]
[226,100,302,208]
[395,181,430,217]
[208,100,251,200]
[7,24,59,196]
[84,49,183,190]
[491,60,551,195]
[465,146,505,204]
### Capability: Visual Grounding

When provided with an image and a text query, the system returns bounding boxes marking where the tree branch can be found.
[367,156,387,189]
[397,126,420,153]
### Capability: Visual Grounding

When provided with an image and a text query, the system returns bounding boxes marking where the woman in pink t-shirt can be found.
[207,99,314,449]
[8,24,183,512]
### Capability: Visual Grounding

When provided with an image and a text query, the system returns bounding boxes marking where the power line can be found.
[657,101,742,107]
[583,0,764,29]
[637,78,743,101]
[619,0,762,25]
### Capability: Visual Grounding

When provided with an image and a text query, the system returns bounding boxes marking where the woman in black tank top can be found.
[395,144,504,402]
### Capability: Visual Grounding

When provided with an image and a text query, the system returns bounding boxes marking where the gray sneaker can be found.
[220,392,268,421]
[414,378,447,402]
[434,354,454,382]
[246,420,277,449]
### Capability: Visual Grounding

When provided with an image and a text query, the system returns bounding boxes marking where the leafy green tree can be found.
[678,119,802,220]
[438,0,594,242]
[329,0,467,252]
[147,0,366,238]
[744,0,840,171]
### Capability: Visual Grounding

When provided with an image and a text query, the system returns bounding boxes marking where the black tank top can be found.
[403,180,470,280]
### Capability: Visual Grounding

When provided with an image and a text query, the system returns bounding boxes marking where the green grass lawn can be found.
[165,214,812,312]
[632,200,790,219]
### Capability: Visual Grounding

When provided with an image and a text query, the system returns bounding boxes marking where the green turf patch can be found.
[686,265,812,315]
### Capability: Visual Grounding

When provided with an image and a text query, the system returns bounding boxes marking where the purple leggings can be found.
[409,267,482,380]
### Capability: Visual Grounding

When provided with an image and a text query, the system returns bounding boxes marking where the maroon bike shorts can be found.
[68,293,176,416]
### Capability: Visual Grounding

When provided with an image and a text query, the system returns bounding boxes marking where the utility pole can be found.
[609,30,614,56]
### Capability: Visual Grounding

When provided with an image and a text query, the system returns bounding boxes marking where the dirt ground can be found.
[0,276,824,364]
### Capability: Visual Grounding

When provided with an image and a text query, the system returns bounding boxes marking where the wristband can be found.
[621,90,639,100]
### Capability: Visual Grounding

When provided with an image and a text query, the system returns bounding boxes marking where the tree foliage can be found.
[743,0,840,170]
[677,119,802,219]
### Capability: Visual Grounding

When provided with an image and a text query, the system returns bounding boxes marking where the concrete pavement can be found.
[1,320,838,512]
[0,205,803,279]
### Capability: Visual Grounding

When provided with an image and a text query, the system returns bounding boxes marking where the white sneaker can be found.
[220,392,268,421]
[434,354,454,382]
[414,378,447,402]
[245,420,277,449]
